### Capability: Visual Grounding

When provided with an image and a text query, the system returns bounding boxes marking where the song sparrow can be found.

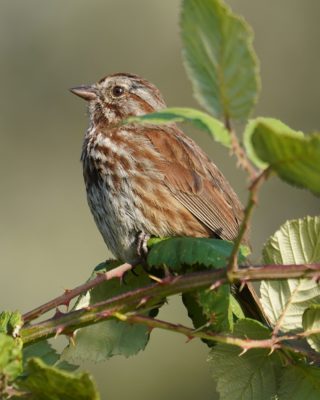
[70,72,244,264]
[70,73,266,320]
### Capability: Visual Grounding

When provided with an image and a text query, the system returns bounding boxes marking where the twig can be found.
[227,167,271,275]
[224,115,257,180]
[224,115,269,275]
[22,262,133,323]
[97,312,320,361]
[20,263,320,345]
[235,263,320,280]
[109,313,320,363]
[117,313,281,350]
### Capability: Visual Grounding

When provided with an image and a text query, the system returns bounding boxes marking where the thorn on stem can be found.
[239,281,246,292]
[68,334,76,347]
[268,346,275,356]
[62,289,72,308]
[148,274,164,284]
[53,308,65,319]
[137,296,150,308]
[185,335,195,343]
[64,331,76,346]
[239,348,248,356]
[146,326,154,334]
[54,326,64,338]
[163,265,172,278]
[210,280,224,291]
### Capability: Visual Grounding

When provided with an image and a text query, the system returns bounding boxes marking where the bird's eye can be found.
[112,85,125,97]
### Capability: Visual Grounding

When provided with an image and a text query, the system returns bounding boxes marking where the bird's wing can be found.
[143,126,243,240]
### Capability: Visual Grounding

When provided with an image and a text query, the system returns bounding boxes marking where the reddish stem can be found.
[22,262,132,323]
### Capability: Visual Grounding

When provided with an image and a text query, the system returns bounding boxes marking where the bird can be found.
[70,73,263,320]
[70,72,244,264]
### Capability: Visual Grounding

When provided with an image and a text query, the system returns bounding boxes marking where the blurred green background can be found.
[0,1,319,399]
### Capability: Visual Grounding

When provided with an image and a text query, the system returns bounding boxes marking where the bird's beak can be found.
[69,85,97,101]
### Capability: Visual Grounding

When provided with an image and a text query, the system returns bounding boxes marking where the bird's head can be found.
[70,72,166,125]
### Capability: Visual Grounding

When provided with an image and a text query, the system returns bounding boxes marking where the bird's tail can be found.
[233,281,269,324]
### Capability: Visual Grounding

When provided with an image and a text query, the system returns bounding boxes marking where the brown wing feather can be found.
[143,125,244,240]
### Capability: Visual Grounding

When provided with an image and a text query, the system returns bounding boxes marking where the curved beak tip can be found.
[69,85,97,101]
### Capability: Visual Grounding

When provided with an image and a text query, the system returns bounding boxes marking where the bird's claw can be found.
[136,232,150,259]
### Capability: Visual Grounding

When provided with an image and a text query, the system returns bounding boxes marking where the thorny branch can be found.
[115,313,320,361]
[21,262,320,347]
[227,167,271,274]
[23,262,133,323]
[224,115,257,180]
[224,116,270,275]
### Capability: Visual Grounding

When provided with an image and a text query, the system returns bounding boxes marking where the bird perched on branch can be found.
[70,73,262,320]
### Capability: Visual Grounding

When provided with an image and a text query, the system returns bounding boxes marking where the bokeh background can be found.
[0,1,319,399]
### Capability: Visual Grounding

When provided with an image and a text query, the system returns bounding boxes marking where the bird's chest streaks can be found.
[83,148,148,260]
[82,128,168,259]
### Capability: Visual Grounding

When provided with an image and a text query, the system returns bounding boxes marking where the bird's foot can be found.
[136,231,150,259]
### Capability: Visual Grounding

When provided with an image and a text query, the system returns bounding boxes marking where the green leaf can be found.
[148,237,249,271]
[126,107,231,147]
[0,332,22,382]
[181,0,260,121]
[23,341,77,372]
[182,285,232,339]
[302,305,320,352]
[260,216,320,331]
[278,363,320,400]
[209,319,280,400]
[230,294,245,320]
[198,285,232,330]
[63,321,151,363]
[147,236,169,247]
[229,318,271,340]
[17,358,100,400]
[263,216,320,265]
[243,117,302,169]
[182,292,209,332]
[0,310,23,336]
[62,263,157,362]
[250,119,320,195]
